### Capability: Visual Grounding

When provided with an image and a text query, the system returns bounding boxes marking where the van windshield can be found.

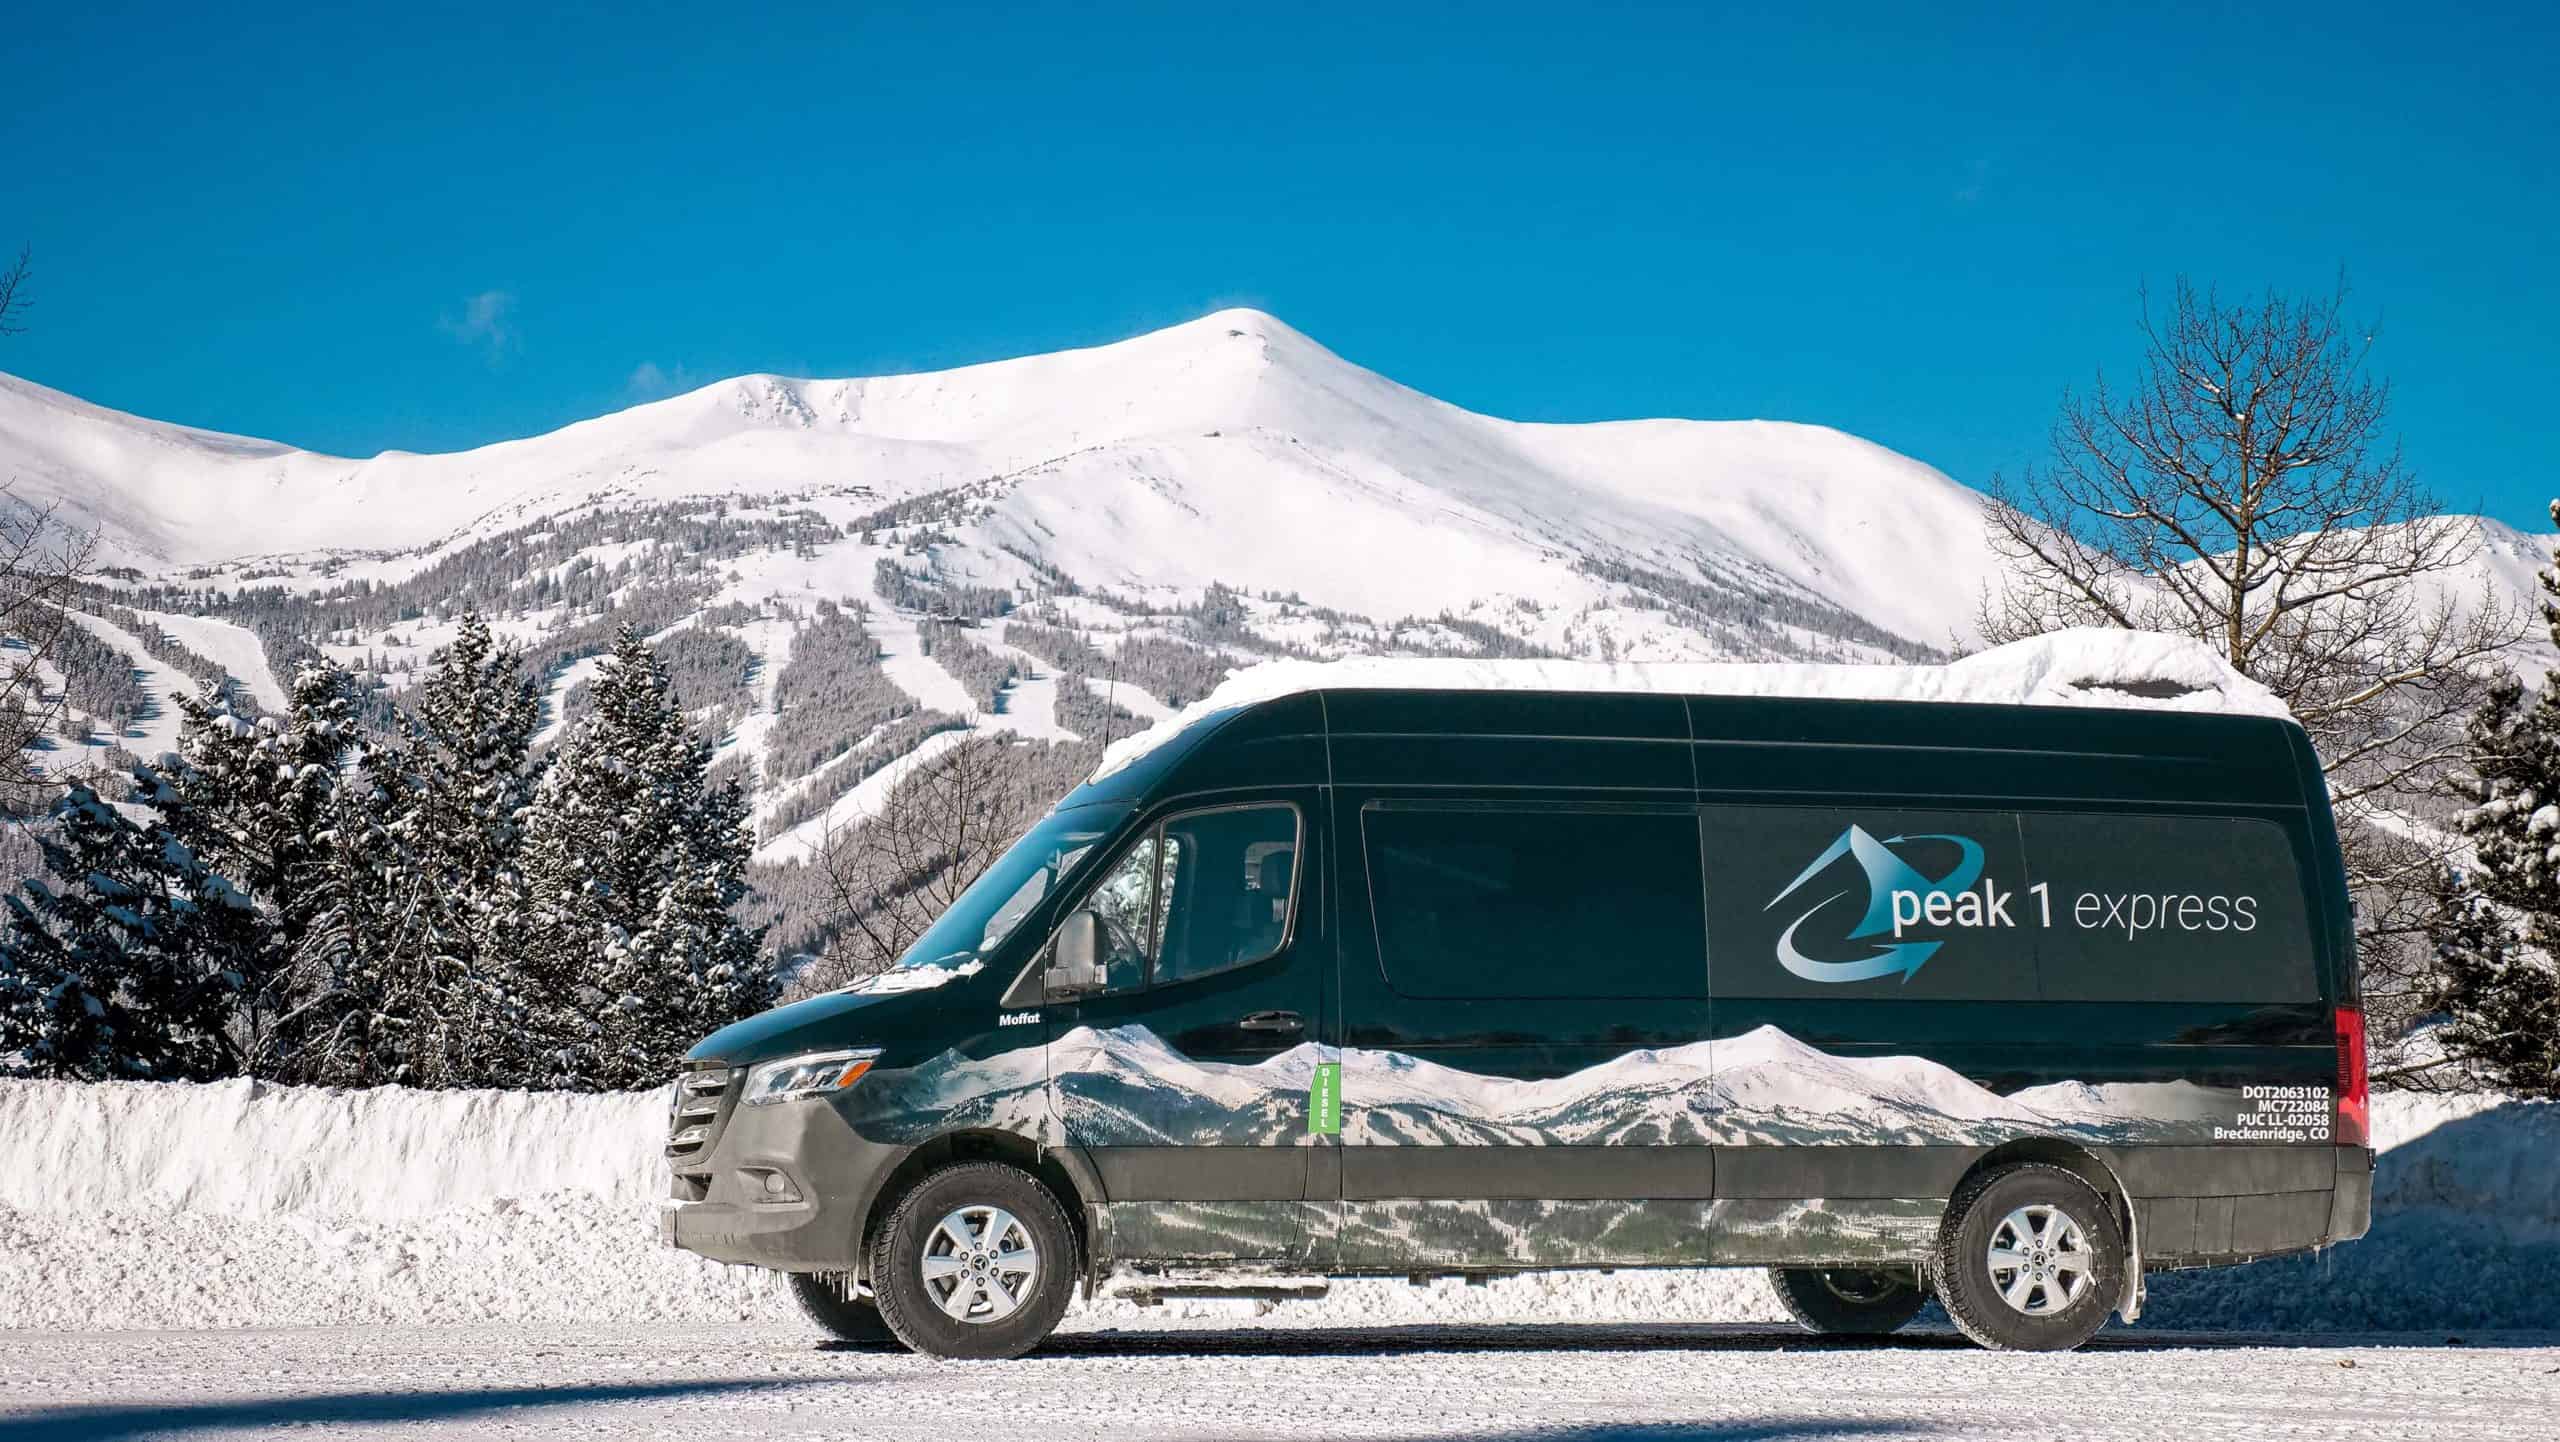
[894,803,1133,972]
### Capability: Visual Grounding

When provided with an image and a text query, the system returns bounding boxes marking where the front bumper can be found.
[660,1092,907,1272]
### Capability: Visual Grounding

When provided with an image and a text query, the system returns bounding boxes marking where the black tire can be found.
[1932,1161,2126,1352]
[867,1161,1078,1360]
[787,1271,899,1348]
[1769,1266,1929,1336]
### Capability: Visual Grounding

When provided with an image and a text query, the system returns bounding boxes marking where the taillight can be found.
[2333,1006,2369,1147]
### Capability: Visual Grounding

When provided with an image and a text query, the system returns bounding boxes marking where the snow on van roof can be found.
[1092,628,2290,782]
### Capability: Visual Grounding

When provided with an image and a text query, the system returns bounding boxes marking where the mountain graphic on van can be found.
[1764,825,1985,984]
[853,1023,2225,1151]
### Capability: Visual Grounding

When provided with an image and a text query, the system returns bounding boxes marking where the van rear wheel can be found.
[867,1161,1077,1360]
[786,1271,898,1348]
[1933,1161,2126,1352]
[1769,1267,1928,1335]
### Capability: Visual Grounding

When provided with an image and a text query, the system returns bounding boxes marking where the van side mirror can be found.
[1045,910,1106,996]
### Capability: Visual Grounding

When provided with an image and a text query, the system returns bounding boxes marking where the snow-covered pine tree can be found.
[278,743,449,1085]
[390,613,549,1083]
[0,777,258,1080]
[518,626,772,1088]
[2435,612,2560,1096]
[157,662,363,1069]
[2421,860,2559,1096]
[618,768,772,1072]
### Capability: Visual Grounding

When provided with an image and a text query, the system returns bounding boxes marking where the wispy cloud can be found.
[437,289,516,360]
[625,360,704,401]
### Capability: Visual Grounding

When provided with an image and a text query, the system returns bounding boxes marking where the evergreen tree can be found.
[0,777,257,1079]
[2422,861,2560,1097]
[392,614,548,1082]
[519,627,772,1088]
[281,744,448,1085]
[157,662,362,1069]
[615,768,771,1069]
[2435,561,2560,1096]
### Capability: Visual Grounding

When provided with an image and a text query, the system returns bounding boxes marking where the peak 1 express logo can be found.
[1764,825,2000,983]
[1761,822,2267,985]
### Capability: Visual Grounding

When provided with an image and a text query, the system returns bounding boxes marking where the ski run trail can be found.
[3,1322,2552,1441]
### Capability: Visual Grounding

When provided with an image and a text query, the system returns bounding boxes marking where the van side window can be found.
[1081,836,1161,994]
[1063,804,1303,995]
[1153,805,1301,986]
[2019,812,2321,1003]
[1693,804,2322,1003]
[1362,805,1707,1000]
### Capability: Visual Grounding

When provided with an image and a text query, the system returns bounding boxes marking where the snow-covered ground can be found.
[134,610,288,712]
[52,608,191,762]
[1,1077,2552,1339]
[0,1082,2552,1440]
[3,1324,2552,1441]
[752,727,976,866]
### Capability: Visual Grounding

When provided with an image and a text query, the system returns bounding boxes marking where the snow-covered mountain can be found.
[5,309,1998,646]
[8,309,2550,858]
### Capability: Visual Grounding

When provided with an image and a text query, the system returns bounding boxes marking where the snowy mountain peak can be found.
[22,310,2552,857]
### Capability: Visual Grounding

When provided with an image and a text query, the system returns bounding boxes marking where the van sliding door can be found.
[1329,796,1717,1270]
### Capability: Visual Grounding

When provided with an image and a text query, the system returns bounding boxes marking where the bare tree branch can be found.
[1980,278,2530,1050]
[0,490,100,813]
[799,734,1089,992]
[0,247,27,337]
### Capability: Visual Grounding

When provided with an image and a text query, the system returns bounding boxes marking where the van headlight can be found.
[740,1048,883,1106]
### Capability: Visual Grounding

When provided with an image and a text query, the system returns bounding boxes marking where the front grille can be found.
[666,1062,737,1162]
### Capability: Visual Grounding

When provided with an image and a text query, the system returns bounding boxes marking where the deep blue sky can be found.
[7,3,2555,524]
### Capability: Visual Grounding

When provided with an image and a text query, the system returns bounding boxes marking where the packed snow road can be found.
[4,1322,2552,1441]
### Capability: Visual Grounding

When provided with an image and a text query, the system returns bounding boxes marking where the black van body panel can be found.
[668,685,2371,1279]
[1324,689,1695,793]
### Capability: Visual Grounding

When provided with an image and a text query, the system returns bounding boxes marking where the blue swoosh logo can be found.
[1764,825,1981,984]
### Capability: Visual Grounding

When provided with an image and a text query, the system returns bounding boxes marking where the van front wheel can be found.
[1769,1267,1928,1335]
[786,1271,898,1349]
[1932,1162,2126,1352]
[867,1161,1078,1359]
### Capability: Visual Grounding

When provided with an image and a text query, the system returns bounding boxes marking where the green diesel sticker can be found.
[1308,1061,1342,1135]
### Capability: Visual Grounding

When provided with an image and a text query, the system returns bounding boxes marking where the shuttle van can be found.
[664,669,2370,1357]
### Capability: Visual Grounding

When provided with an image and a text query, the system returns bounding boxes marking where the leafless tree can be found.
[2,251,105,815]
[0,495,98,815]
[801,735,1092,992]
[1981,279,2529,1042]
[0,247,28,337]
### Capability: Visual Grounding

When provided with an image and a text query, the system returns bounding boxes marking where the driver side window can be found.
[1081,835,1159,994]
[1054,804,1301,998]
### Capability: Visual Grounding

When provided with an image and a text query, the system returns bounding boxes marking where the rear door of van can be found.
[1689,701,2346,1264]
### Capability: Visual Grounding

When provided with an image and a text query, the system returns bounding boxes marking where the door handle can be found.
[1238,1010,1304,1035]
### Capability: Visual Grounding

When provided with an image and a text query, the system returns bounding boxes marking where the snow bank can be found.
[0,1076,780,1330]
[0,1078,2546,1334]
[2141,1091,2560,1333]
[0,1077,668,1221]
[1095,629,2293,780]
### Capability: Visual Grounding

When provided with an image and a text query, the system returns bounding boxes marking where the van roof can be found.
[1091,628,2291,783]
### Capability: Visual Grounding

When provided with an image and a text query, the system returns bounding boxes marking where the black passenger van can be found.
[665,679,2370,1357]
